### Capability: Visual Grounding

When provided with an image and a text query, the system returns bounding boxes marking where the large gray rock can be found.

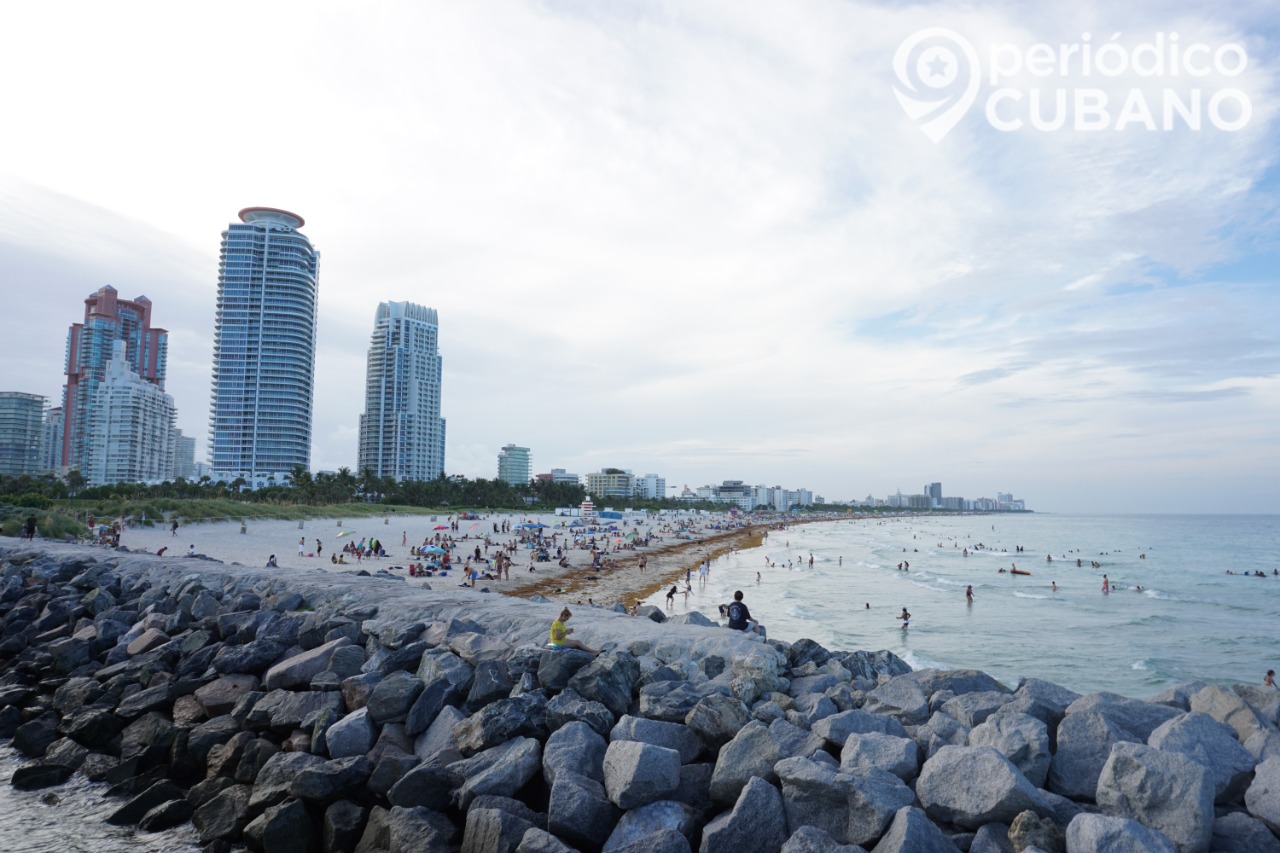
[290,755,374,801]
[812,709,907,748]
[192,783,253,845]
[467,659,515,710]
[367,670,425,724]
[685,693,752,751]
[326,707,377,759]
[708,721,783,807]
[546,689,615,738]
[700,775,788,853]
[389,804,455,852]
[263,637,352,690]
[1008,810,1064,853]
[548,770,620,849]
[539,648,595,691]
[414,704,466,765]
[1067,693,1181,740]
[1190,686,1272,743]
[869,806,960,853]
[1150,681,1211,712]
[544,720,607,785]
[569,653,641,718]
[243,798,316,853]
[453,693,548,756]
[324,799,368,853]
[449,736,542,809]
[1148,711,1256,803]
[247,688,344,732]
[611,715,704,764]
[916,745,1046,830]
[603,740,681,809]
[1096,742,1214,853]
[861,677,930,726]
[1245,756,1280,834]
[1233,684,1280,726]
[1048,710,1136,801]
[775,756,914,848]
[387,758,453,812]
[781,825,869,853]
[1245,728,1280,764]
[1210,812,1280,853]
[913,711,971,759]
[1065,813,1177,853]
[248,751,326,812]
[941,691,1013,728]
[970,822,1014,853]
[968,712,1051,788]
[516,827,582,853]
[461,805,535,853]
[839,732,920,782]
[603,801,699,851]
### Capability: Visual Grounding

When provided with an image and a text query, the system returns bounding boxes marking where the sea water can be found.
[647,514,1280,697]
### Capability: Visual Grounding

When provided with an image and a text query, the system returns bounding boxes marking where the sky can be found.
[1,1,1278,514]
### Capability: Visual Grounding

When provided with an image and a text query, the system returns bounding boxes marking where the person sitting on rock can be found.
[548,608,600,655]
[726,590,764,637]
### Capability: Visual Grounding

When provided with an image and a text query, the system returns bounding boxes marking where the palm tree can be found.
[64,470,86,514]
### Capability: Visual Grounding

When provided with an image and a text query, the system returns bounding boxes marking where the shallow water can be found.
[646,513,1280,697]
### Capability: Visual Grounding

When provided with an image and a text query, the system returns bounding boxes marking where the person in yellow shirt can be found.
[549,608,600,655]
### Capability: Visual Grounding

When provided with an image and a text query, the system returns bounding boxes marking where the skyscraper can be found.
[61,285,167,472]
[357,301,446,482]
[86,342,177,486]
[209,208,320,487]
[497,444,531,486]
[0,392,47,477]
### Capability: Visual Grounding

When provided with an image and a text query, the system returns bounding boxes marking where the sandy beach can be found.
[110,508,819,612]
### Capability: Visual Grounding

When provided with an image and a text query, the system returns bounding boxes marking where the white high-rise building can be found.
[636,473,666,500]
[209,207,319,487]
[86,342,176,486]
[497,444,531,486]
[0,392,47,477]
[358,301,446,481]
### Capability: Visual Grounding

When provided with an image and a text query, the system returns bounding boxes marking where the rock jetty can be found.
[2,541,1279,853]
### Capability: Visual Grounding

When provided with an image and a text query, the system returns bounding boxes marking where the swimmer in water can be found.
[1052,581,1058,591]
[899,607,910,629]
[965,585,974,603]
[1102,575,1110,593]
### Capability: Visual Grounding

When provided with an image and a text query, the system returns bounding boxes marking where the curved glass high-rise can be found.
[358,301,446,481]
[209,207,319,487]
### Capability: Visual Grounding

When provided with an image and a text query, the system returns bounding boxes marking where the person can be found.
[23,515,36,540]
[156,546,167,557]
[171,519,179,537]
[316,539,323,557]
[1266,670,1276,687]
[187,544,196,556]
[1052,581,1058,592]
[298,536,306,556]
[899,607,910,629]
[266,555,279,568]
[726,590,763,636]
[548,608,600,654]
[965,585,974,603]
[666,585,677,608]
[1102,575,1110,593]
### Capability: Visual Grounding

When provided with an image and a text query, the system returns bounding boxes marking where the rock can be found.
[544,720,607,785]
[248,751,327,812]
[861,676,939,726]
[119,712,176,769]
[387,758,454,812]
[970,823,1014,853]
[1149,681,1211,712]
[1064,813,1177,853]
[913,711,971,759]
[1190,685,1272,744]
[812,709,907,748]
[139,798,195,832]
[839,732,920,782]
[449,736,542,809]
[968,712,1051,788]
[547,689,615,738]
[1096,741,1213,853]
[341,671,384,712]
[453,693,548,756]
[611,715,704,764]
[1210,811,1280,853]
[568,653,641,718]
[13,715,59,757]
[916,745,1047,830]
[461,805,534,853]
[324,707,377,759]
[869,806,961,853]
[114,683,175,719]
[106,780,185,825]
[243,798,315,853]
[775,756,914,848]
[1233,684,1280,726]
[780,825,869,853]
[942,692,1013,728]
[404,673,464,737]
[291,755,374,801]
[640,682,715,723]
[1008,810,1064,853]
[234,737,281,784]
[538,648,595,691]
[193,783,253,845]
[248,688,344,733]
[468,660,515,710]
[708,721,783,806]
[1047,710,1135,801]
[603,801,700,851]
[603,740,682,809]
[1148,711,1256,803]
[549,770,621,849]
[262,637,352,690]
[685,693,752,751]
[700,776,788,853]
[127,627,170,656]
[414,704,467,765]
[366,670,424,724]
[213,637,288,675]
[516,827,581,853]
[324,800,368,853]
[1245,728,1280,764]
[1245,756,1280,834]
[63,708,125,749]
[10,761,75,790]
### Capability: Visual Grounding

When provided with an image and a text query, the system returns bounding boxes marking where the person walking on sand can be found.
[298,536,306,557]
[548,608,600,655]
[171,519,179,537]
[666,585,677,608]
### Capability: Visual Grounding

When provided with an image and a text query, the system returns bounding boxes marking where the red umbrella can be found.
[434,525,448,530]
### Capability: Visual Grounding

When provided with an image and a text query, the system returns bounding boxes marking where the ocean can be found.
[645,513,1280,698]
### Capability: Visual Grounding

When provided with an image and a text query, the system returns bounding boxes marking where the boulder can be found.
[389,804,455,852]
[248,751,326,812]
[709,721,783,807]
[1066,693,1181,741]
[544,720,607,785]
[538,648,595,691]
[812,709,907,748]
[685,693,752,751]
[467,660,515,710]
[604,801,700,851]
[548,770,621,849]
[453,693,548,756]
[603,740,681,809]
[941,691,1013,728]
[324,799,368,853]
[610,715,704,764]
[775,756,914,848]
[1047,710,1135,801]
[1096,741,1214,853]
[1065,813,1177,853]
[461,805,533,853]
[869,806,961,853]
[968,712,1051,788]
[916,746,1047,830]
[193,783,253,844]
[516,827,581,853]
[1008,810,1065,853]
[325,707,378,759]
[547,689,615,738]
[1190,686,1272,743]
[700,776,789,853]
[1148,711,1256,803]
[449,736,543,809]
[780,825,869,852]
[262,637,352,690]
[290,755,374,801]
[839,732,920,782]
[415,704,467,765]
[1210,811,1280,853]
[569,653,641,717]
[243,798,316,853]
[859,677,931,726]
[1245,756,1280,834]
[366,670,425,725]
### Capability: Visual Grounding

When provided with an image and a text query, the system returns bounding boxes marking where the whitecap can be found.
[1013,591,1048,600]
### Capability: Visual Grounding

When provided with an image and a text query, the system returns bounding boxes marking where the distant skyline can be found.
[1,2,1277,514]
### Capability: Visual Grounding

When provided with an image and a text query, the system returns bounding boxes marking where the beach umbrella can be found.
[424,546,447,555]
[434,525,448,530]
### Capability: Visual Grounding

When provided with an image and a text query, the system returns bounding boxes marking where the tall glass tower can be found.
[209,208,319,487]
[357,301,446,481]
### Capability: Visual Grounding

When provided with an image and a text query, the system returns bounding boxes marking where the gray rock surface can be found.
[603,740,682,809]
[969,711,1051,788]
[610,715,704,764]
[544,720,607,785]
[839,732,920,782]
[1148,711,1256,803]
[775,756,914,848]
[603,801,699,851]
[1188,686,1270,743]
[548,770,620,849]
[449,735,543,809]
[1096,741,1214,853]
[1245,756,1280,834]
[869,806,961,853]
[1065,813,1177,853]
[916,745,1047,830]
[1210,811,1280,853]
[700,776,789,853]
